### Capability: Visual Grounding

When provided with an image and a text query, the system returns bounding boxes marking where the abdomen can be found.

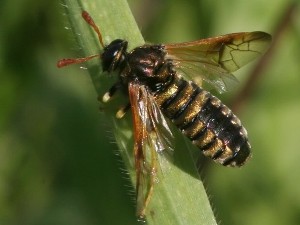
[153,75,251,167]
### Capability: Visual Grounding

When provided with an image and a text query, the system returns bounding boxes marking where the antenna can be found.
[82,10,105,48]
[57,11,104,68]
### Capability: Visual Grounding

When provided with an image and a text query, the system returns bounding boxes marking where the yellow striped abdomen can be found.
[153,75,251,167]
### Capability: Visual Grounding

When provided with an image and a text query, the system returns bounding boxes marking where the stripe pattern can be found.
[153,74,251,167]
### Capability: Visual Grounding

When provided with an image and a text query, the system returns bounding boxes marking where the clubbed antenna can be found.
[57,54,100,68]
[82,10,105,48]
[57,11,104,68]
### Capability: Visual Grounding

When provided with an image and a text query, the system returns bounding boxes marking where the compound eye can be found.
[102,39,127,72]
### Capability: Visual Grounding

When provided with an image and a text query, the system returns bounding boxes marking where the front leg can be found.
[99,82,131,118]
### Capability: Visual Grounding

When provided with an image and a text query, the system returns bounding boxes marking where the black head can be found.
[101,39,128,72]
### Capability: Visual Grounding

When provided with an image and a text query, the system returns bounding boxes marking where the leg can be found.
[100,82,122,102]
[100,82,131,118]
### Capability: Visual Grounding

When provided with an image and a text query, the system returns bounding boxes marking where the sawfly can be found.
[57,10,271,218]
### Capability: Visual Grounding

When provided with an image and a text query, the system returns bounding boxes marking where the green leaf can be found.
[60,0,217,224]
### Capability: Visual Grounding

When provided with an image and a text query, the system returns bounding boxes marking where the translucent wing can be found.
[165,31,272,93]
[128,82,174,218]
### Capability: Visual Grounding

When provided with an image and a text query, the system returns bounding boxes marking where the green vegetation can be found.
[0,0,299,224]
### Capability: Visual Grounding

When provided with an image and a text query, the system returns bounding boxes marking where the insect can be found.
[57,11,271,218]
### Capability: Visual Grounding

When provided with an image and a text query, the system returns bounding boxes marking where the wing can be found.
[128,82,174,218]
[165,31,272,93]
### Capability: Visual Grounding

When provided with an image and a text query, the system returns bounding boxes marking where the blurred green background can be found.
[0,0,299,225]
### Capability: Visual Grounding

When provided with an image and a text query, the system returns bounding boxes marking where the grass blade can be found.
[60,0,217,224]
